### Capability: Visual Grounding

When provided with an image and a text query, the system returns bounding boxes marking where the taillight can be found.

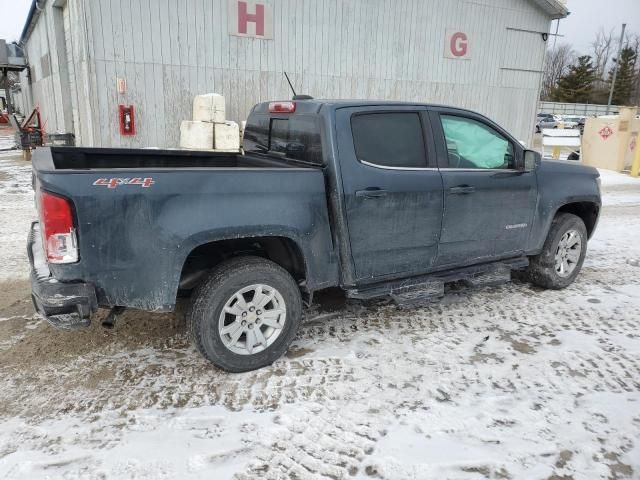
[268,101,296,113]
[39,191,78,264]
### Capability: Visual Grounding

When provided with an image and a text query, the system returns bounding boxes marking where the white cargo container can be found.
[179,120,214,150]
[213,121,240,151]
[193,93,226,123]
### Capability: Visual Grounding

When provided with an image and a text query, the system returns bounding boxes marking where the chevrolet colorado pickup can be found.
[29,99,601,371]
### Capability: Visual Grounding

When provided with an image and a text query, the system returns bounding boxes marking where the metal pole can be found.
[552,19,560,50]
[607,23,626,115]
[631,134,640,177]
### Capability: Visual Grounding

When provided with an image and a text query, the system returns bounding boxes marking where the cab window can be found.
[351,112,427,168]
[243,114,323,165]
[440,115,514,169]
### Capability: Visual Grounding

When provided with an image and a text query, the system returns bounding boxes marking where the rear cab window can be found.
[243,114,323,166]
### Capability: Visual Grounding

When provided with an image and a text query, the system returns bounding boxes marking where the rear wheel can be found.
[525,213,587,289]
[189,256,302,372]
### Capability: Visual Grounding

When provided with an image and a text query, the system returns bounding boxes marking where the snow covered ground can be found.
[0,135,639,479]
[0,135,35,281]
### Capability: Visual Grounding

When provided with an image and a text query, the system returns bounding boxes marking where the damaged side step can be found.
[390,281,445,307]
[459,265,511,288]
[346,257,527,305]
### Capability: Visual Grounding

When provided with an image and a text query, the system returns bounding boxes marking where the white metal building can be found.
[17,0,567,148]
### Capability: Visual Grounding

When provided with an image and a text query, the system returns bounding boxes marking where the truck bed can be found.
[40,147,309,171]
[31,146,336,312]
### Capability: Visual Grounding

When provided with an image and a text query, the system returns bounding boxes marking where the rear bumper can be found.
[28,222,97,329]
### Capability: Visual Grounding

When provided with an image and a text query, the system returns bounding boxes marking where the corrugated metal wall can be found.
[18,0,94,144]
[28,0,553,147]
[18,3,67,133]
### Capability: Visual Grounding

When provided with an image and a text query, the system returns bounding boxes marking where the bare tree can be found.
[542,43,576,100]
[591,27,614,88]
[0,71,19,90]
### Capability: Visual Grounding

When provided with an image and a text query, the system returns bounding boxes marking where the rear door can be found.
[335,106,443,280]
[429,109,537,267]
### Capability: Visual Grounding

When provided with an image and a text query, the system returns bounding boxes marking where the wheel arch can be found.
[555,201,600,239]
[177,234,308,295]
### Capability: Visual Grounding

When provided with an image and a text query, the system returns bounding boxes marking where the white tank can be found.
[213,121,240,151]
[179,120,214,150]
[193,93,226,123]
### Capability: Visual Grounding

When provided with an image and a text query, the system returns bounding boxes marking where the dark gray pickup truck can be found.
[29,99,601,371]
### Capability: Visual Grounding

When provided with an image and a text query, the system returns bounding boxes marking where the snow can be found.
[0,134,35,281]
[1,406,275,480]
[0,131,17,151]
[598,168,640,187]
[0,136,639,479]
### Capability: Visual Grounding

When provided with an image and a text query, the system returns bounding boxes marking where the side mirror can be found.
[523,150,541,171]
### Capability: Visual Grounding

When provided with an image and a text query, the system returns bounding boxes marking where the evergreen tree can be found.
[608,46,637,105]
[551,55,596,103]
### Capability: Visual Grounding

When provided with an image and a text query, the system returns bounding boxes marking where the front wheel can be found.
[525,213,588,289]
[189,256,302,372]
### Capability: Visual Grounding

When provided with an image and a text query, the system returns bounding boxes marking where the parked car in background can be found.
[29,99,602,372]
[562,116,586,133]
[536,113,557,132]
[558,117,578,129]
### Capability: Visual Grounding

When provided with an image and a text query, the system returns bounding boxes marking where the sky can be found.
[556,0,640,53]
[0,0,638,51]
[0,0,31,42]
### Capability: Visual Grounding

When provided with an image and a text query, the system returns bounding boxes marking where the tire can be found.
[189,256,302,372]
[525,213,588,289]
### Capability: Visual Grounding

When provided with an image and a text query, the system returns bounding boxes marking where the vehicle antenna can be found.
[284,72,297,97]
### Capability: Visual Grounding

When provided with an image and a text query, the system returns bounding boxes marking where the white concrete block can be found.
[193,93,226,123]
[179,120,214,150]
[213,121,240,151]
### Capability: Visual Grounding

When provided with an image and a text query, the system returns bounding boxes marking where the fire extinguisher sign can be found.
[445,29,470,60]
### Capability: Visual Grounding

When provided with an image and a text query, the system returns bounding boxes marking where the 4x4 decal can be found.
[93,177,155,189]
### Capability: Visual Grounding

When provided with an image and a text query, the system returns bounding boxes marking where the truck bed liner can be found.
[48,147,308,170]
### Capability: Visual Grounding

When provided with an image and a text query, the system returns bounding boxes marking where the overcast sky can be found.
[0,0,638,52]
[557,0,639,54]
[0,0,31,42]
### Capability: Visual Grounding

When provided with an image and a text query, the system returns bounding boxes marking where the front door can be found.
[429,110,537,267]
[335,106,444,281]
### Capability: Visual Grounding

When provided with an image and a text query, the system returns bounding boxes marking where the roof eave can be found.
[19,0,44,45]
[530,0,569,19]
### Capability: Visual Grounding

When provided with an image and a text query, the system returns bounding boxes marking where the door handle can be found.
[355,188,388,199]
[449,185,475,195]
